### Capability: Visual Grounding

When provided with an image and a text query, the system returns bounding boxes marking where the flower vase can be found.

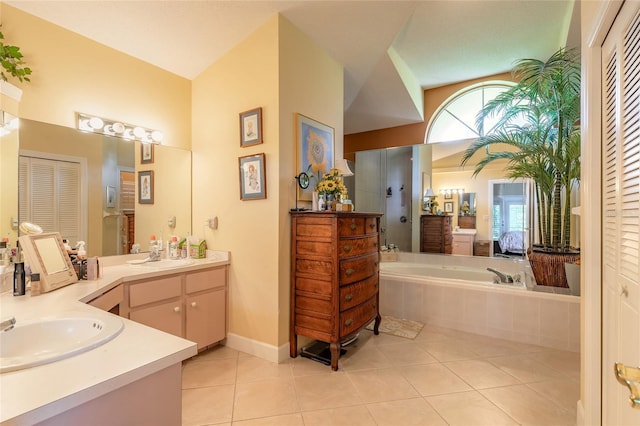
[325,194,336,211]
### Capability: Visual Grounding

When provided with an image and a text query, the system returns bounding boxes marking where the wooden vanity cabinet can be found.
[87,284,124,315]
[290,212,382,371]
[420,215,452,253]
[185,268,227,348]
[124,266,227,350]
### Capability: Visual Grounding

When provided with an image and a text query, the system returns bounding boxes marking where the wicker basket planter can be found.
[528,247,580,288]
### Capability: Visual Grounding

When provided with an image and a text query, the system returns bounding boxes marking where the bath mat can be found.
[365,315,424,339]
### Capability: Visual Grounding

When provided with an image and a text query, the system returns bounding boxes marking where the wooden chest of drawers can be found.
[420,215,452,253]
[290,211,382,370]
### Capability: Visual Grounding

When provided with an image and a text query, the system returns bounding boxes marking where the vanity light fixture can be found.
[439,188,464,196]
[76,112,164,144]
[0,111,19,137]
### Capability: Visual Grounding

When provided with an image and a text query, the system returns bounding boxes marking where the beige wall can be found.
[1,5,191,150]
[192,14,342,348]
[3,4,193,256]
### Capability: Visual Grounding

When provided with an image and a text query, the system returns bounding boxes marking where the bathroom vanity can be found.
[452,229,477,256]
[0,251,229,425]
[289,212,382,371]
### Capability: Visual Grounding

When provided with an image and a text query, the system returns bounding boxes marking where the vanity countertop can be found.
[452,228,478,235]
[0,251,230,425]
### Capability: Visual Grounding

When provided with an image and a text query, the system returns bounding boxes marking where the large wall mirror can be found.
[355,143,528,257]
[1,116,192,257]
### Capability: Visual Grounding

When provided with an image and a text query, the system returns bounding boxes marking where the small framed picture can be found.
[444,192,452,199]
[239,153,266,200]
[106,185,116,208]
[138,170,154,204]
[240,107,263,147]
[444,201,454,213]
[141,143,154,164]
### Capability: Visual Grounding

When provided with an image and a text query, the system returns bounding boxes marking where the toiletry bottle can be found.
[149,235,157,252]
[30,273,41,296]
[77,241,87,260]
[13,262,25,296]
[169,236,179,259]
[0,241,6,267]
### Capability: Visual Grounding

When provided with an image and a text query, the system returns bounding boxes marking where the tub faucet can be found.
[1,316,15,332]
[487,268,513,283]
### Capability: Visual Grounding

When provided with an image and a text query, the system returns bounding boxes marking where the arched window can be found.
[425,81,515,144]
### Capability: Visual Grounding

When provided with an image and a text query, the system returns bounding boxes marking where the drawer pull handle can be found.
[369,223,376,229]
[345,294,353,301]
[350,223,357,231]
[373,242,378,247]
[191,302,197,308]
[173,306,181,313]
[346,268,354,276]
[345,319,353,326]
[343,245,352,253]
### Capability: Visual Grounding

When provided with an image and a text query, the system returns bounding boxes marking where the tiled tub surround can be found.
[379,252,579,352]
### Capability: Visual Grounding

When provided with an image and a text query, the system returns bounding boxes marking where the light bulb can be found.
[151,130,164,143]
[88,117,104,130]
[112,122,125,134]
[133,127,146,138]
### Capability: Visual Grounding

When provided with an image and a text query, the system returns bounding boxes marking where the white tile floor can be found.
[182,325,579,425]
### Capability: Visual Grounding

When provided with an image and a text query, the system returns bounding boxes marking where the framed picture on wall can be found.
[138,170,154,204]
[444,192,452,199]
[239,153,266,200]
[106,185,116,208]
[240,107,263,147]
[296,113,334,201]
[141,143,154,164]
[444,201,454,213]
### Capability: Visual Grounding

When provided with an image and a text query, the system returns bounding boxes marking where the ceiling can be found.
[6,1,580,135]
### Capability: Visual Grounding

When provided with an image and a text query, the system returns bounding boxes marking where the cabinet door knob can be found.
[350,223,357,231]
[343,245,352,253]
[173,306,181,313]
[345,318,353,326]
[345,293,353,301]
[346,268,354,276]
[191,302,197,308]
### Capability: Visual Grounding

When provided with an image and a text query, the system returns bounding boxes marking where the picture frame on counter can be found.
[240,107,263,147]
[239,153,266,200]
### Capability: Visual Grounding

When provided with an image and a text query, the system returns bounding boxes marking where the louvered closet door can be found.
[18,156,81,244]
[601,2,640,424]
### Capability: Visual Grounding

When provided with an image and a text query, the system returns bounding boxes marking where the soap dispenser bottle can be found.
[13,262,25,296]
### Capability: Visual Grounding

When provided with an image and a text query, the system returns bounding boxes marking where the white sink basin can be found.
[0,314,124,373]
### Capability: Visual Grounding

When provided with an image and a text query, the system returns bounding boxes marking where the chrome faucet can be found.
[1,316,16,332]
[487,268,514,283]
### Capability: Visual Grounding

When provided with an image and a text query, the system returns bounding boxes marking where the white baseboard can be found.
[225,333,290,364]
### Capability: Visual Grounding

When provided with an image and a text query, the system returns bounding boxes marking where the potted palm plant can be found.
[0,27,32,83]
[461,47,581,287]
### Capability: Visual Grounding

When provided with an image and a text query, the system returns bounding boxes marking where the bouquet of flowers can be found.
[315,168,347,198]
[461,201,470,215]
